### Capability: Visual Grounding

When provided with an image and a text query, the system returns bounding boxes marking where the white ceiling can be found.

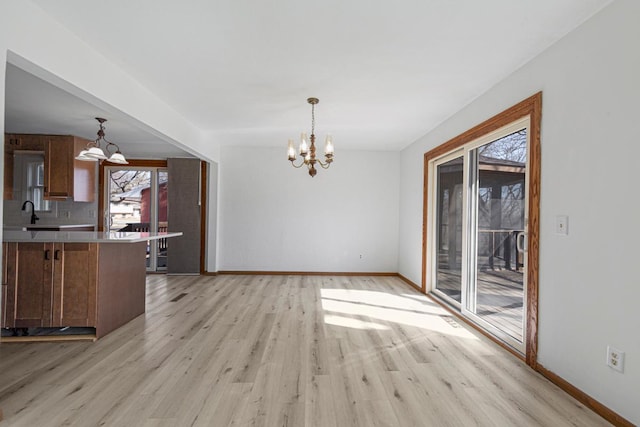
[4,63,194,159]
[8,0,612,156]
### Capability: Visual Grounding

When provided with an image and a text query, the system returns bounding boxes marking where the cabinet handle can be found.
[54,250,61,260]
[45,250,51,260]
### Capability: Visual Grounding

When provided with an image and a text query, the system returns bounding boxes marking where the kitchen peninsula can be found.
[1,230,182,341]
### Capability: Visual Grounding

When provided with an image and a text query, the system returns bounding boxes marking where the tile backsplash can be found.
[3,198,98,226]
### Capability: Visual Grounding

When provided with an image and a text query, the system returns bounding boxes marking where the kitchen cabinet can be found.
[1,243,8,327]
[3,133,95,202]
[52,243,98,327]
[2,231,182,339]
[1,242,97,328]
[44,136,74,199]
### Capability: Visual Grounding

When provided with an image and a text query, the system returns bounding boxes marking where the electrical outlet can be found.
[606,346,625,373]
[64,211,72,219]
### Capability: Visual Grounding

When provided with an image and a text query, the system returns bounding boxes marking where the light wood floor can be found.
[0,274,609,426]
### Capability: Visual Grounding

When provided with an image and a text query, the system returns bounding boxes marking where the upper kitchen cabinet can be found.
[4,133,96,202]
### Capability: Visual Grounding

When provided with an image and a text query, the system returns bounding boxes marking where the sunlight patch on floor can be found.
[320,288,478,339]
[323,314,390,330]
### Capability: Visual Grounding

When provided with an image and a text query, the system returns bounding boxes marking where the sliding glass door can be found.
[104,166,168,272]
[429,117,529,352]
[433,151,465,306]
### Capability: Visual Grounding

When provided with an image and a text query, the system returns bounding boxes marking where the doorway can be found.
[423,93,541,362]
[100,161,168,272]
[430,119,528,351]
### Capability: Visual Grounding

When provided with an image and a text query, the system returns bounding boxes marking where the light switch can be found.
[556,215,568,235]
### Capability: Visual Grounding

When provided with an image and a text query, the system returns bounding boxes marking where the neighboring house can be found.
[110,182,167,230]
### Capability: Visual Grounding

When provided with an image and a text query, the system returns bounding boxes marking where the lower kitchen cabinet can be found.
[52,243,97,327]
[2,232,171,340]
[1,242,97,328]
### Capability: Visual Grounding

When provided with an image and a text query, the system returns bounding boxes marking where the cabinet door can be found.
[7,243,53,328]
[44,136,74,199]
[52,243,97,327]
[1,243,9,327]
[72,137,96,202]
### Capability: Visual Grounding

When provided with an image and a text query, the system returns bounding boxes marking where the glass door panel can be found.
[156,171,168,271]
[468,128,527,345]
[105,167,168,272]
[434,155,464,304]
[106,169,151,232]
[429,118,529,353]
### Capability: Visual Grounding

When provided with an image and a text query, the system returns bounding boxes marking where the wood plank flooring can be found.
[0,274,609,426]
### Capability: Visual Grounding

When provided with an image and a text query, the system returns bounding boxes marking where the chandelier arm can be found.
[104,140,123,155]
[289,159,307,169]
[317,160,332,169]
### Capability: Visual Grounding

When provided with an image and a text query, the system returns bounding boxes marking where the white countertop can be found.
[2,230,183,243]
[3,224,96,231]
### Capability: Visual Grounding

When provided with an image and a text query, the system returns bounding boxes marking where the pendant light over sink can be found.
[76,117,128,164]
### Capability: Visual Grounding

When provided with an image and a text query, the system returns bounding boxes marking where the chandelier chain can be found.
[311,102,315,136]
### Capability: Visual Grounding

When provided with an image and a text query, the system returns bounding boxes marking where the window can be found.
[14,152,51,212]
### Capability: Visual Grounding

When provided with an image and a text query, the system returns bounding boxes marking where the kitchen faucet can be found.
[21,200,39,224]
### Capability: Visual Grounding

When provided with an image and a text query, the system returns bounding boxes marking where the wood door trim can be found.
[421,92,542,367]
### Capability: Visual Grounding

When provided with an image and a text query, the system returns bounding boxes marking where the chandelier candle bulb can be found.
[325,135,334,155]
[299,132,309,156]
[287,139,296,160]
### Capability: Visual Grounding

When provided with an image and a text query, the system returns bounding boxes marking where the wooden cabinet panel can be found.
[5,242,53,328]
[44,136,74,199]
[52,243,97,327]
[1,242,98,329]
[1,243,9,327]
[72,137,95,202]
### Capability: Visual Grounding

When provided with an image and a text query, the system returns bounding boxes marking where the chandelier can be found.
[287,97,334,177]
[75,117,128,164]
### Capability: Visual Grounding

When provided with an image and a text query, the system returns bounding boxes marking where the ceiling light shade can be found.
[83,146,107,160]
[75,149,95,161]
[287,97,333,177]
[76,117,128,164]
[108,151,128,164]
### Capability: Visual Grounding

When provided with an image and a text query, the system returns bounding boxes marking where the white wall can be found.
[219,146,399,272]
[398,0,640,423]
